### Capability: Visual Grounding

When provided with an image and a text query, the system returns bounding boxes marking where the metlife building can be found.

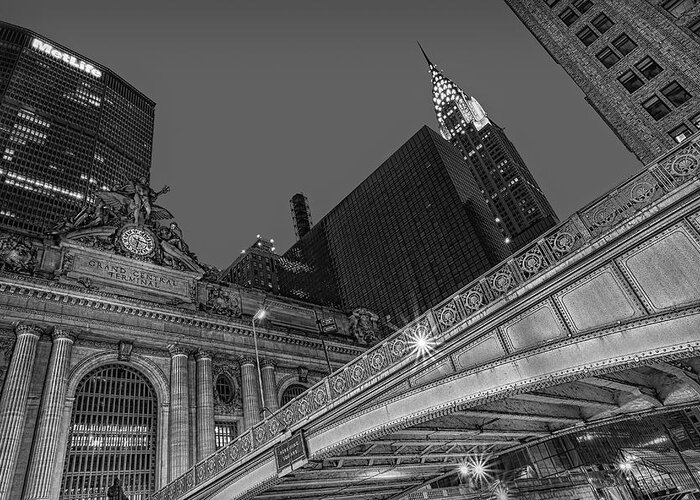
[0,21,155,233]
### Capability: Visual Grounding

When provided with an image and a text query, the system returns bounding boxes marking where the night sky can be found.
[2,0,640,268]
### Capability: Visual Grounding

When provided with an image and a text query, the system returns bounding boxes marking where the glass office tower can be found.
[280,126,510,327]
[0,21,155,233]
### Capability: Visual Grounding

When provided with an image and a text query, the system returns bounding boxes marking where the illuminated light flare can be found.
[408,328,435,357]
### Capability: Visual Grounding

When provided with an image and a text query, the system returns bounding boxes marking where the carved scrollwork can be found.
[370,351,386,371]
[630,181,656,204]
[549,230,576,255]
[437,304,458,327]
[332,375,347,395]
[491,271,514,293]
[462,289,484,311]
[519,250,544,275]
[670,153,700,177]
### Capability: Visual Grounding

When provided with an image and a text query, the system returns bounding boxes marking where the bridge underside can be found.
[162,139,700,500]
[258,357,700,500]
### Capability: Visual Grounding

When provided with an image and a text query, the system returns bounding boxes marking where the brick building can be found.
[503,0,700,164]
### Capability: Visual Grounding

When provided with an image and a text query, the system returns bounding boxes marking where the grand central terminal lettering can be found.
[88,259,178,289]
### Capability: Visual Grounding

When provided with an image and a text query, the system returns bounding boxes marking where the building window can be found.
[573,0,594,13]
[690,18,700,35]
[577,26,599,45]
[661,0,695,18]
[691,113,700,128]
[591,13,614,33]
[662,81,692,107]
[643,96,672,120]
[618,70,645,93]
[560,7,580,26]
[596,47,621,68]
[669,123,693,143]
[612,34,637,55]
[216,374,235,404]
[215,421,238,450]
[281,384,307,406]
[636,56,663,80]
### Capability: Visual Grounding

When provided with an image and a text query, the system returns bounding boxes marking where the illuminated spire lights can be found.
[419,43,491,136]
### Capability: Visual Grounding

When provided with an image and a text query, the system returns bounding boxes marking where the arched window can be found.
[215,374,234,404]
[60,364,157,500]
[280,384,307,407]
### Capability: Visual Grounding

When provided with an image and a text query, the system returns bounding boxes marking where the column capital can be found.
[52,327,78,342]
[168,344,191,357]
[14,323,43,339]
[195,349,213,361]
[261,358,276,369]
[240,355,256,366]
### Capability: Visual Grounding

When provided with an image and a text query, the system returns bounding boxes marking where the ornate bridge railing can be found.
[153,134,700,500]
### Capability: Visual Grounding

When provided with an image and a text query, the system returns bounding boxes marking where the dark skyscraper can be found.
[503,0,700,164]
[0,21,155,234]
[420,45,559,251]
[290,192,313,239]
[279,126,510,327]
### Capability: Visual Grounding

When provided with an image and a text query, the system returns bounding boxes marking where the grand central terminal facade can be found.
[0,180,369,500]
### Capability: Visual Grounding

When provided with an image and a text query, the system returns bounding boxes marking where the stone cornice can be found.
[0,274,364,357]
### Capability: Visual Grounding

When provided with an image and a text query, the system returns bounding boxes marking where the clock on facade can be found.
[118,226,156,256]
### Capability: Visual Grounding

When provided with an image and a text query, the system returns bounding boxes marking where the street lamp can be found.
[252,309,268,419]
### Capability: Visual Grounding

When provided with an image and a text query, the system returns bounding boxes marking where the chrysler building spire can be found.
[419,45,558,251]
[418,43,490,140]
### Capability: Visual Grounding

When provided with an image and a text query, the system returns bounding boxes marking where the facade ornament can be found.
[52,327,78,342]
[14,323,43,339]
[240,356,256,366]
[212,359,242,413]
[195,349,212,361]
[297,366,309,383]
[168,344,191,357]
[204,286,242,317]
[0,232,37,274]
[49,180,208,276]
[348,308,379,345]
[261,358,276,369]
[118,340,134,361]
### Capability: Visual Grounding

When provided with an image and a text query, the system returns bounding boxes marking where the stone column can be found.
[195,350,216,461]
[240,357,261,430]
[260,359,280,414]
[23,327,76,500]
[0,324,42,500]
[168,345,190,481]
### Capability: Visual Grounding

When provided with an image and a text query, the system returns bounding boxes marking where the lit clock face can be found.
[120,227,155,256]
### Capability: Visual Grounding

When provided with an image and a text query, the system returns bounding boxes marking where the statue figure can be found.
[107,478,128,500]
[98,177,172,225]
[349,308,379,345]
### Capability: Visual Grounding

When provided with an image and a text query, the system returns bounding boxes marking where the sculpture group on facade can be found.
[47,177,215,278]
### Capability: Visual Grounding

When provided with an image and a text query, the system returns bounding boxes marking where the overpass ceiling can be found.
[256,359,700,500]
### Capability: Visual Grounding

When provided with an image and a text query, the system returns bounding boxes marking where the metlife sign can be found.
[31,38,102,78]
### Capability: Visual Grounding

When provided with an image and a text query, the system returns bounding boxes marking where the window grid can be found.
[60,364,157,500]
